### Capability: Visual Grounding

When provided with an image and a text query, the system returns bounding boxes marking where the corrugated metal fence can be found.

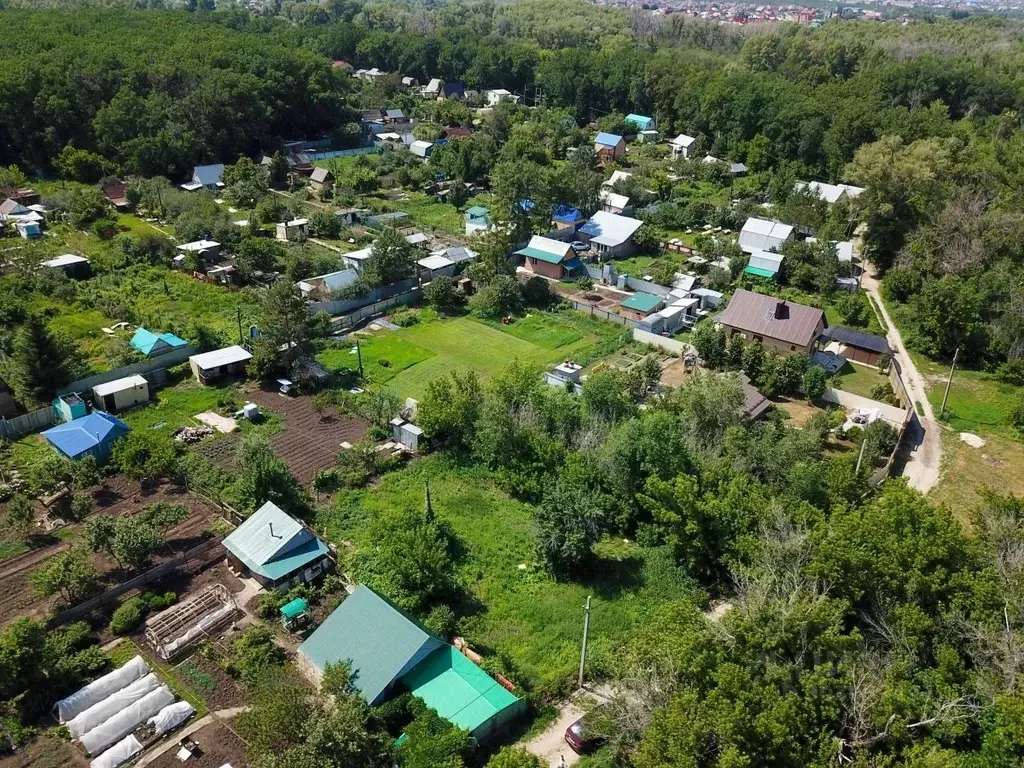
[0,406,57,440]
[57,346,196,397]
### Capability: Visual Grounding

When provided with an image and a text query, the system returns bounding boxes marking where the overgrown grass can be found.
[913,353,1021,436]
[319,457,691,693]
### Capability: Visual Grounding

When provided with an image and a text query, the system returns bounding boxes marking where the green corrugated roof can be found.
[620,292,662,313]
[515,246,565,264]
[744,265,777,279]
[401,646,522,737]
[281,597,309,619]
[222,501,328,581]
[465,206,488,218]
[298,586,444,705]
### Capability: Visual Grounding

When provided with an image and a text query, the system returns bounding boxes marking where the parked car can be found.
[564,717,604,754]
[571,240,590,252]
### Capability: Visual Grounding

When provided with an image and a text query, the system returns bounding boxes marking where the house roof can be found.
[718,290,825,347]
[41,254,89,268]
[746,250,784,276]
[595,132,623,148]
[385,109,405,119]
[807,237,854,263]
[402,646,522,737]
[739,373,772,421]
[192,164,225,187]
[603,170,633,187]
[410,140,433,157]
[310,167,333,183]
[625,114,654,129]
[298,585,445,704]
[738,218,794,254]
[92,375,148,398]
[102,184,128,205]
[222,501,328,581]
[579,211,643,248]
[441,82,465,98]
[671,134,696,147]
[176,239,220,252]
[299,268,359,295]
[620,292,663,313]
[189,345,252,371]
[405,232,428,246]
[446,246,476,263]
[794,181,865,204]
[465,206,489,219]
[444,126,472,139]
[43,412,130,459]
[418,254,454,271]
[599,189,630,210]
[824,326,890,354]
[130,328,188,356]
[515,235,571,264]
[424,78,443,92]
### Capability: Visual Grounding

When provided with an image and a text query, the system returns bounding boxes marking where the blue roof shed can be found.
[595,132,623,148]
[130,328,188,357]
[42,412,130,461]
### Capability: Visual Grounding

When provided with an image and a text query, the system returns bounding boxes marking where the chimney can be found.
[774,300,788,320]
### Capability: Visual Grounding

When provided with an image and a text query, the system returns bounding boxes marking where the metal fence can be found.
[560,297,642,329]
[331,289,422,331]
[0,406,57,440]
[632,328,689,355]
[309,279,418,316]
[45,537,226,629]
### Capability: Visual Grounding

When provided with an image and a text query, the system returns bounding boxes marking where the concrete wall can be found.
[633,328,689,355]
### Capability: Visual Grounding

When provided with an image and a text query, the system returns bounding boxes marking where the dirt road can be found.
[861,269,942,494]
[523,686,613,767]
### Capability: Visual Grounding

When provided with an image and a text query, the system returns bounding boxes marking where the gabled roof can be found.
[43,412,130,459]
[441,82,465,98]
[515,235,572,264]
[579,211,643,247]
[299,585,445,704]
[620,292,663,314]
[594,132,623,148]
[418,254,454,271]
[718,290,825,347]
[42,254,89,268]
[299,268,359,295]
[599,189,630,211]
[465,206,489,219]
[603,170,633,187]
[410,140,433,157]
[794,181,866,204]
[738,217,794,254]
[746,249,784,276]
[310,167,333,184]
[625,114,655,130]
[385,109,405,119]
[192,164,224,187]
[130,328,188,356]
[0,199,29,216]
[222,501,328,581]
[424,78,443,93]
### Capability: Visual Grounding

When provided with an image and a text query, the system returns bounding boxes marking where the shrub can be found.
[1008,395,1024,432]
[109,597,147,635]
[391,308,421,327]
[424,604,457,639]
[522,276,552,307]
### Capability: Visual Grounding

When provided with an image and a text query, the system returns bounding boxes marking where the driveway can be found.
[861,267,941,494]
[523,685,613,767]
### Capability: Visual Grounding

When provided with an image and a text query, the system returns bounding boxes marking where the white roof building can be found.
[599,189,630,212]
[417,254,454,271]
[603,170,633,188]
[175,239,220,253]
[341,246,374,272]
[41,254,90,269]
[806,237,855,263]
[747,249,785,277]
[298,268,360,297]
[410,140,433,158]
[578,211,644,248]
[738,217,794,254]
[671,134,696,149]
[405,232,429,246]
[189,345,252,371]
[794,181,865,204]
[92,375,148,399]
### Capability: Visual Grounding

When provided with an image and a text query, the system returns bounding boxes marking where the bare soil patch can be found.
[145,720,248,768]
[246,389,370,483]
[0,731,89,768]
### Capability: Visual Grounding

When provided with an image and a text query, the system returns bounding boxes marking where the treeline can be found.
[0,9,352,177]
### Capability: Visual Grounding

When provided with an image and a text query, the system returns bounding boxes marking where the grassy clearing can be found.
[931,426,1024,523]
[912,353,1020,436]
[833,361,888,400]
[367,192,484,235]
[319,312,626,401]
[120,380,238,433]
[319,457,689,691]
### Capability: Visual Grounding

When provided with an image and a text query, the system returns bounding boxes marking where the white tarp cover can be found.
[90,734,143,768]
[55,655,150,722]
[80,685,175,755]
[68,673,162,739]
[147,700,196,735]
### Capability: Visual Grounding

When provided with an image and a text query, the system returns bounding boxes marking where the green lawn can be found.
[119,380,239,433]
[319,457,690,692]
[366,192,482,236]
[834,361,888,400]
[912,353,1021,436]
[320,312,627,400]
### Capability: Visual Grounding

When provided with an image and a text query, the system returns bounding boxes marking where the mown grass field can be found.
[320,457,690,692]
[834,361,888,399]
[318,311,627,400]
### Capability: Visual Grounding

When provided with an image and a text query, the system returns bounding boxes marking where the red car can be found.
[564,717,603,754]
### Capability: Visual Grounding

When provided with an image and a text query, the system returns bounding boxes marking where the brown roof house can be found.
[718,290,825,355]
[102,184,130,209]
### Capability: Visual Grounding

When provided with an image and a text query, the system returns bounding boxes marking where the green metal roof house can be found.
[222,501,331,589]
[625,114,656,132]
[620,291,664,316]
[298,586,525,741]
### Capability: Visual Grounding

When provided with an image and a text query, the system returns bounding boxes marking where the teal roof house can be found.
[130,328,188,358]
[222,501,331,589]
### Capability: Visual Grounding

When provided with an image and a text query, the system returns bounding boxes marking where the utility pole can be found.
[355,338,364,378]
[854,436,867,476]
[577,596,592,690]
[939,348,959,419]
[236,307,243,345]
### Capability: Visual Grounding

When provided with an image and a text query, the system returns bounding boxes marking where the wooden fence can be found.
[45,537,226,629]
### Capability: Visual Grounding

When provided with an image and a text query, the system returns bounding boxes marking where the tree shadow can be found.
[576,552,645,601]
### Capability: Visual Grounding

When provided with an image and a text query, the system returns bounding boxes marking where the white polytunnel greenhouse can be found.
[79,684,176,755]
[67,673,162,739]
[148,700,196,735]
[55,655,150,723]
[89,734,143,768]
[145,583,238,660]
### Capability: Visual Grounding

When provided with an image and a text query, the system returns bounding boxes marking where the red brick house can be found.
[515,235,581,280]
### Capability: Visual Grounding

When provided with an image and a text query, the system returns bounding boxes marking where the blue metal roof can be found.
[552,204,582,223]
[130,328,187,356]
[43,412,130,459]
[595,132,622,147]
